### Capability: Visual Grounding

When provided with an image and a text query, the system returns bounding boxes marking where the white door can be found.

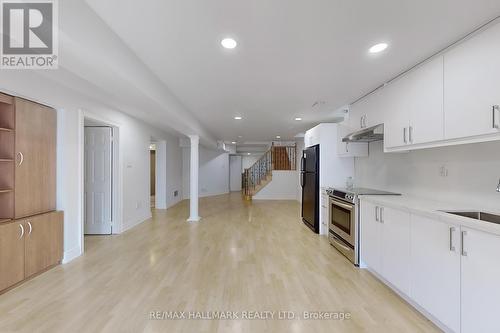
[229,155,242,192]
[410,215,460,333]
[360,200,381,273]
[84,127,112,234]
[461,227,500,333]
[444,21,500,140]
[380,207,411,295]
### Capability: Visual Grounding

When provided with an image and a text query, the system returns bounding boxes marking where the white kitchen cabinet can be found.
[320,191,329,231]
[336,124,368,157]
[384,56,444,149]
[410,215,460,333]
[380,206,411,295]
[360,200,381,273]
[348,87,387,131]
[444,21,500,140]
[461,227,500,333]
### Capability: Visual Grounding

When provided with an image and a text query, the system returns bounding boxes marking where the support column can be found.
[187,135,201,222]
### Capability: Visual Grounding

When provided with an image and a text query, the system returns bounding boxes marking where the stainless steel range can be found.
[326,187,400,266]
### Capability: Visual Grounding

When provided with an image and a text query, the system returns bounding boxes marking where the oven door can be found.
[329,197,355,246]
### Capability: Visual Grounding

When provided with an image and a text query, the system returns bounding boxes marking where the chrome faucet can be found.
[497,178,500,192]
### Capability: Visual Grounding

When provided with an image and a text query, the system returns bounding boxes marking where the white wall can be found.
[253,171,300,200]
[229,155,242,192]
[182,147,229,198]
[0,70,183,264]
[241,154,262,172]
[355,140,500,211]
[296,140,305,202]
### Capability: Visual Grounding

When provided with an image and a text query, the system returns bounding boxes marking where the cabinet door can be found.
[15,98,57,218]
[0,221,25,291]
[380,207,410,294]
[461,227,500,333]
[25,211,63,278]
[444,22,500,140]
[360,201,381,273]
[410,215,460,333]
[336,124,368,157]
[383,80,410,149]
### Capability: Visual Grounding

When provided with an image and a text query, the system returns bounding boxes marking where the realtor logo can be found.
[0,0,58,69]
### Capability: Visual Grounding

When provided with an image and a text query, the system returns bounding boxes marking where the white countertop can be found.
[359,194,500,236]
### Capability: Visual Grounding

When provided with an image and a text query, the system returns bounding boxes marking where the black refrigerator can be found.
[301,144,320,233]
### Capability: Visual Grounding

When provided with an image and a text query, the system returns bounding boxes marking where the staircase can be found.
[243,143,297,200]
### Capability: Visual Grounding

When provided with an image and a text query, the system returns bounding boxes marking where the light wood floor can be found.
[0,193,440,333]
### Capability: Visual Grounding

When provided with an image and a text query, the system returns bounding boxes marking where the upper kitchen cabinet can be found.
[348,87,387,132]
[15,98,57,219]
[444,21,500,140]
[384,56,444,150]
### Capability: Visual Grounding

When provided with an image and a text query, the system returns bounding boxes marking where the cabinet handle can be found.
[409,126,413,143]
[403,127,407,144]
[493,105,499,129]
[19,224,24,239]
[461,231,468,256]
[380,207,384,223]
[375,206,379,222]
[17,152,24,166]
[27,222,32,236]
[449,227,456,252]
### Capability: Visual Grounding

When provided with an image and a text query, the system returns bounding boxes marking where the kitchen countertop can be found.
[359,194,500,236]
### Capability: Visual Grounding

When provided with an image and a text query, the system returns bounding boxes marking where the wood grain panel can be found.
[0,220,25,291]
[24,211,63,278]
[14,98,56,218]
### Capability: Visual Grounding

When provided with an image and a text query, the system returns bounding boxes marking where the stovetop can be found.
[326,187,401,202]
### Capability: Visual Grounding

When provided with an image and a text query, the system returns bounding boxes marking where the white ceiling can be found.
[85,0,500,142]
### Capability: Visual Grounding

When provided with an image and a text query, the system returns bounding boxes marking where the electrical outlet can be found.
[174,190,178,197]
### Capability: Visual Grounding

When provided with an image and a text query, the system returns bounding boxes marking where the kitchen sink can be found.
[442,211,500,225]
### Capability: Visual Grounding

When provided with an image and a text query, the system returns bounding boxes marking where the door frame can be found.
[80,111,122,252]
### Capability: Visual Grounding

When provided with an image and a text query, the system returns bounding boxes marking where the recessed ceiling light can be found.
[369,43,388,54]
[276,136,281,139]
[238,135,242,138]
[221,38,237,49]
[295,117,302,121]
[247,153,251,155]
[231,141,236,144]
[234,116,242,120]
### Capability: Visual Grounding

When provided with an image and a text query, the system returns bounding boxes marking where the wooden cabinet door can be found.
[15,98,56,218]
[380,207,411,295]
[0,220,25,291]
[461,227,500,333]
[410,215,460,333]
[24,211,63,278]
[444,21,500,140]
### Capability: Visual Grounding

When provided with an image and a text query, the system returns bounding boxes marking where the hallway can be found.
[0,194,438,332]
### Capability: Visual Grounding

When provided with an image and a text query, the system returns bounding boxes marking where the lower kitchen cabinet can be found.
[461,227,500,333]
[360,200,381,273]
[410,215,460,333]
[0,211,63,293]
[0,221,25,291]
[24,211,64,278]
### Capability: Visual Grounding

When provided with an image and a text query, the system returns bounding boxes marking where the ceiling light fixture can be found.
[295,117,302,121]
[369,43,388,54]
[231,141,236,144]
[247,153,251,155]
[276,136,281,139]
[234,116,242,120]
[221,38,237,49]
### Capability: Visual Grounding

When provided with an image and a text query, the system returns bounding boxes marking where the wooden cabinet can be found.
[410,215,460,333]
[0,93,15,220]
[0,221,25,291]
[384,56,444,149]
[461,227,500,333]
[24,211,63,278]
[444,21,500,140]
[15,98,57,218]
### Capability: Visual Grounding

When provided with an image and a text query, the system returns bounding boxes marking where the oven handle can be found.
[329,198,354,211]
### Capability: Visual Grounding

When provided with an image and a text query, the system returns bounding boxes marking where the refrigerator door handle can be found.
[300,172,305,187]
[300,156,306,172]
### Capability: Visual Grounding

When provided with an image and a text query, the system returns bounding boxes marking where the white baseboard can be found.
[62,246,82,264]
[122,213,152,233]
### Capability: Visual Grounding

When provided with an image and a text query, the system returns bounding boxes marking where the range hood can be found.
[342,124,384,143]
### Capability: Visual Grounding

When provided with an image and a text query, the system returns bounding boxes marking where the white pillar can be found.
[187,135,201,222]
